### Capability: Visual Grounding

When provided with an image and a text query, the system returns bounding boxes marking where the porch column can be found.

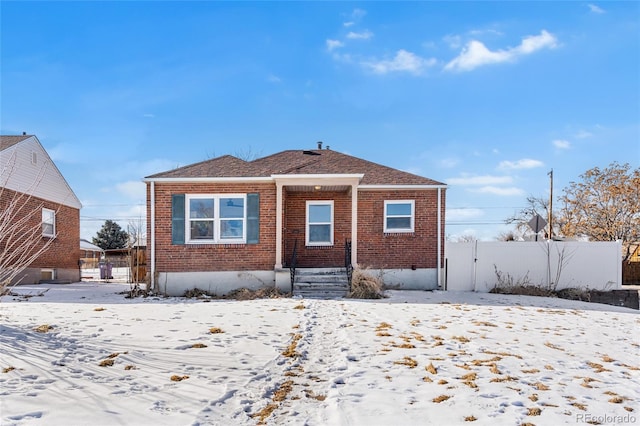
[351,182,358,266]
[275,181,284,269]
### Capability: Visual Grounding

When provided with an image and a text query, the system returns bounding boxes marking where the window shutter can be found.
[246,193,259,244]
[172,194,185,245]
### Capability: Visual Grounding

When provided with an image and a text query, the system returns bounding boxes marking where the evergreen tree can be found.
[93,220,129,250]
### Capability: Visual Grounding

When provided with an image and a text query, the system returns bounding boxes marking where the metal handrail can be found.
[289,239,298,294]
[345,239,353,292]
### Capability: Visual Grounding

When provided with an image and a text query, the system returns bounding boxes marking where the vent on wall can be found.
[31,151,37,165]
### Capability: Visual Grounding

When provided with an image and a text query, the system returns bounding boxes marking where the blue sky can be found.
[2,1,638,241]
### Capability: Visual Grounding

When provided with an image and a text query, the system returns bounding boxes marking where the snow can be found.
[1,283,638,425]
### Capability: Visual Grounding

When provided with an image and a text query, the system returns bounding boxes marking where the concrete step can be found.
[292,268,349,298]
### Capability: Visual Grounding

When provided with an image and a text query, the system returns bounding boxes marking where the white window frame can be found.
[185,194,247,244]
[384,200,415,233]
[42,208,56,238]
[306,200,334,246]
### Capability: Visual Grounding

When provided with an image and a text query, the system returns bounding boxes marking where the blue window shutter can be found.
[247,193,259,244]
[172,194,185,245]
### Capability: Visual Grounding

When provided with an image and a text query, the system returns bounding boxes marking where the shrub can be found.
[347,269,386,299]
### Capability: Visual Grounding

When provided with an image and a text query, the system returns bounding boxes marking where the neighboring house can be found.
[80,239,104,269]
[0,134,82,284]
[145,143,446,296]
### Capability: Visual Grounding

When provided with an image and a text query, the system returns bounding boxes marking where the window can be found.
[186,194,246,243]
[384,200,414,233]
[42,208,55,237]
[306,201,333,246]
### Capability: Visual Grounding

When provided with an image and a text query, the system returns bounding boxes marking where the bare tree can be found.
[0,151,57,294]
[505,195,555,239]
[558,162,640,259]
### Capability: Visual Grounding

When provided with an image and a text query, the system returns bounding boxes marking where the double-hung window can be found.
[186,194,246,243]
[42,208,56,238]
[384,200,414,233]
[306,200,333,246]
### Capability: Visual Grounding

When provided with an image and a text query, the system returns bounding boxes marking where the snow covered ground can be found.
[1,282,638,426]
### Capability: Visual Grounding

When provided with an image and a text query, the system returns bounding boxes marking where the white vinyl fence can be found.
[445,241,622,292]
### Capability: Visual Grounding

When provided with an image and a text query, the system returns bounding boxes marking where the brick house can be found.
[0,134,82,284]
[144,144,446,296]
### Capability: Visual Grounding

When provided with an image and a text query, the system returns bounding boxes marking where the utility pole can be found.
[548,169,553,240]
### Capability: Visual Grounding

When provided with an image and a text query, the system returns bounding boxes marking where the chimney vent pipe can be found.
[317,141,323,150]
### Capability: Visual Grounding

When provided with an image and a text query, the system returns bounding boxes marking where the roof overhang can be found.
[359,184,448,190]
[142,176,273,183]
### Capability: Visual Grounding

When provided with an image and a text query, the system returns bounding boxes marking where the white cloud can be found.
[115,180,146,201]
[588,4,605,14]
[445,30,557,72]
[351,8,366,19]
[552,139,571,150]
[497,158,544,170]
[267,74,282,83]
[343,21,354,28]
[364,50,437,75]
[472,186,525,196]
[143,113,155,118]
[575,130,593,139]
[326,39,344,51]
[347,30,373,40]
[443,34,462,49]
[446,207,484,221]
[446,175,513,186]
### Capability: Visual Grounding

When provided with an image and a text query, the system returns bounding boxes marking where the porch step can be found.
[293,268,349,299]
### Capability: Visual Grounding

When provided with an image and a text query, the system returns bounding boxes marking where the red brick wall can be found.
[283,190,351,268]
[148,182,277,272]
[0,187,80,272]
[357,189,445,269]
[148,183,446,272]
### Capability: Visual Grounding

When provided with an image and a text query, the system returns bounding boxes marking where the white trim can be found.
[359,184,447,190]
[272,173,364,180]
[185,194,247,244]
[437,187,442,288]
[306,200,334,246]
[42,208,56,238]
[150,182,155,291]
[143,176,273,183]
[383,200,415,233]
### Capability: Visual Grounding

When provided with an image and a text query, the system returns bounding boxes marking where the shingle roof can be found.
[0,135,32,151]
[146,149,445,186]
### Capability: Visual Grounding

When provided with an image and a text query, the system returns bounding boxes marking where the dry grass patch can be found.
[124,365,136,370]
[293,303,305,310]
[410,319,421,326]
[376,331,392,337]
[209,327,224,334]
[544,341,564,351]
[483,350,522,359]
[422,376,433,383]
[34,324,53,333]
[432,395,452,403]
[170,375,189,382]
[438,379,449,385]
[93,307,106,311]
[2,366,16,373]
[304,389,326,401]
[191,343,207,348]
[571,402,587,411]
[522,368,540,374]
[282,333,302,358]
[425,362,438,375]
[531,382,550,391]
[464,415,477,422]
[473,321,497,327]
[394,356,418,369]
[99,359,115,367]
[527,407,542,416]
[347,269,385,299]
[601,354,614,363]
[393,342,416,349]
[488,363,502,375]
[452,335,471,343]
[376,322,393,331]
[544,364,554,370]
[587,361,610,373]
[490,375,518,383]
[529,394,538,402]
